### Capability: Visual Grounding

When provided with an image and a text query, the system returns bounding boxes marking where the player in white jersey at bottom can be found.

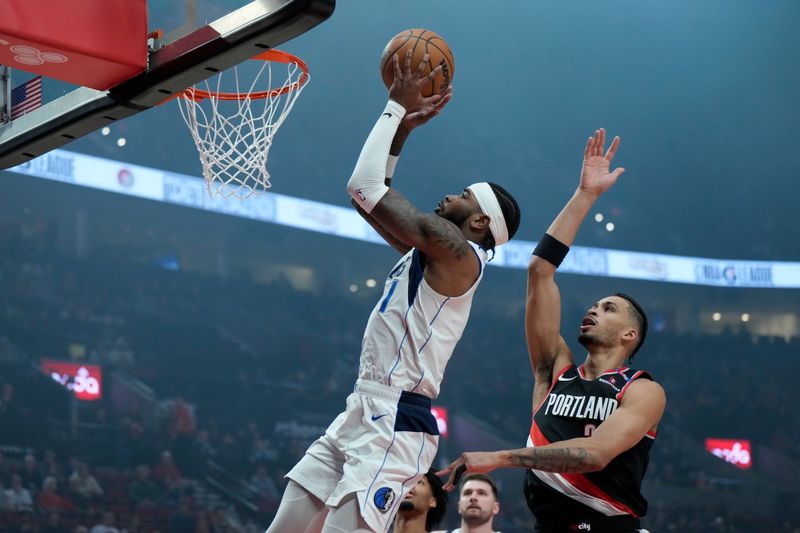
[265,50,521,533]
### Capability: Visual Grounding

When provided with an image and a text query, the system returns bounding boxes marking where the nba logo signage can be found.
[40,360,102,401]
[704,438,752,469]
[431,406,449,438]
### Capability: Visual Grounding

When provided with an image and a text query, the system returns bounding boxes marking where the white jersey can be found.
[357,242,488,399]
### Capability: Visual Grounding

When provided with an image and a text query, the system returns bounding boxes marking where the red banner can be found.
[705,438,752,469]
[41,360,102,401]
[431,406,449,438]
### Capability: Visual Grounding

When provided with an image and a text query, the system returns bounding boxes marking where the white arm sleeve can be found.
[347,100,406,214]
[385,155,399,180]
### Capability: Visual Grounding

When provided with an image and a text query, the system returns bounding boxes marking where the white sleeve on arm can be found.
[347,100,406,213]
[385,155,399,180]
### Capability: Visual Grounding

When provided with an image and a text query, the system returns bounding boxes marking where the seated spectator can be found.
[20,453,43,492]
[5,474,33,511]
[42,449,65,485]
[37,476,76,513]
[89,511,119,533]
[152,450,182,490]
[69,462,104,502]
[68,477,88,510]
[128,464,161,507]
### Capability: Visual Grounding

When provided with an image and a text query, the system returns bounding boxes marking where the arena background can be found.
[1,0,798,531]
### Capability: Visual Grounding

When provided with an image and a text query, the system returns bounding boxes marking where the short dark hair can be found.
[480,182,521,252]
[458,472,498,499]
[424,469,448,531]
[614,293,648,360]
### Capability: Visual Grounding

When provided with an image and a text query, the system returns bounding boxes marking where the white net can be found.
[177,52,308,199]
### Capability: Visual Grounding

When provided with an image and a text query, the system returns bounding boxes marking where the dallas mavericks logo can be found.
[373,487,395,514]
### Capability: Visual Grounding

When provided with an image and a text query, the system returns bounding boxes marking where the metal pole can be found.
[0,66,10,124]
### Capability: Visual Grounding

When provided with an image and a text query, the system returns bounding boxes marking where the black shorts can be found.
[534,513,642,533]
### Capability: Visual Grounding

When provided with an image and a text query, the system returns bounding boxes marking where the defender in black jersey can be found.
[440,129,666,533]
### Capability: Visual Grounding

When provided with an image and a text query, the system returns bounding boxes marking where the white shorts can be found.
[286,379,440,532]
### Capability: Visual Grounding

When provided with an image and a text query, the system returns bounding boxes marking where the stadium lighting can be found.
[595,213,604,222]
[605,222,615,232]
[712,312,722,321]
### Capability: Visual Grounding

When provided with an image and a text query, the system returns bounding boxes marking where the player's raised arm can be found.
[526,130,625,400]
[350,80,452,256]
[347,51,471,266]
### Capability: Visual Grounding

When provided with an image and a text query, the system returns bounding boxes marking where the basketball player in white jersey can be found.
[432,473,501,533]
[266,51,521,533]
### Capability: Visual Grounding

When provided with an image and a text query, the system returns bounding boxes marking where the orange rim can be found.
[181,49,309,102]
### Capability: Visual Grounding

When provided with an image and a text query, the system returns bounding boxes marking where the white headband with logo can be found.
[467,182,509,246]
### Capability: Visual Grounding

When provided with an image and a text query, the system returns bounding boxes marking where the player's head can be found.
[456,473,500,527]
[578,293,648,360]
[434,182,521,252]
[397,469,448,531]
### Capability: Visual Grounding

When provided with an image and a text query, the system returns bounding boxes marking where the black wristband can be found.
[532,233,570,267]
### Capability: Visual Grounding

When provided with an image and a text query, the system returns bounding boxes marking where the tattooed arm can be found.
[349,86,452,256]
[370,189,473,264]
[351,199,411,255]
[438,379,666,491]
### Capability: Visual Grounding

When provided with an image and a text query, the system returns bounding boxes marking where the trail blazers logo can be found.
[374,487,395,514]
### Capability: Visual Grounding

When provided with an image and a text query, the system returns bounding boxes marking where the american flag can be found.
[10,76,43,119]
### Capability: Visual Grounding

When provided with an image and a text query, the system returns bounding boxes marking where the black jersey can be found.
[524,364,655,521]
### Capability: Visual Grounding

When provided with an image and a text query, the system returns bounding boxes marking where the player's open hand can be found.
[389,49,444,112]
[579,128,625,197]
[437,451,501,492]
[400,85,452,132]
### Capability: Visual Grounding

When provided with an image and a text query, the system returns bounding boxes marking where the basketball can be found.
[380,29,455,98]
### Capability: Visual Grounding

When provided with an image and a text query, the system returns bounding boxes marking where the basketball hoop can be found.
[177,49,309,199]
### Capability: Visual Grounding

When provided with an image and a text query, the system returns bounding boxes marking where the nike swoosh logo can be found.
[382,113,392,118]
[371,413,389,421]
[558,375,577,382]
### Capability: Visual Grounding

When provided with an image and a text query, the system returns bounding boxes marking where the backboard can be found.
[0,0,335,170]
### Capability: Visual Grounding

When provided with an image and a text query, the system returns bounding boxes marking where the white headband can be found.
[467,182,509,246]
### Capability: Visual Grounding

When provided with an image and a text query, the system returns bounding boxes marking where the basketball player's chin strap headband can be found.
[346,100,406,214]
[467,182,509,246]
